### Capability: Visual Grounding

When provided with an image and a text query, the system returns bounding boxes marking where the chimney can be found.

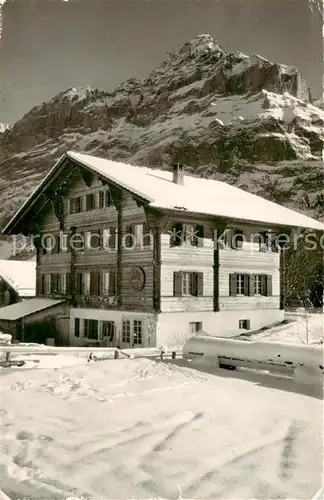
[172,164,184,185]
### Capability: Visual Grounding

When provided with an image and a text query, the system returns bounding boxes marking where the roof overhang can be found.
[2,152,150,235]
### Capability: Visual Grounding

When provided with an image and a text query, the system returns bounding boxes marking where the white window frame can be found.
[182,272,196,296]
[236,274,245,296]
[102,229,110,250]
[254,275,262,295]
[183,223,195,245]
[122,319,131,344]
[60,233,68,252]
[84,231,92,251]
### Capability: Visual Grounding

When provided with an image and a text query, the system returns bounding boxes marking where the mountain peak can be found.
[0,40,323,227]
[179,33,224,57]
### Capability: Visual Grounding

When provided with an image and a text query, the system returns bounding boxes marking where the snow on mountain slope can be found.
[0,356,322,499]
[0,34,323,228]
[0,123,9,133]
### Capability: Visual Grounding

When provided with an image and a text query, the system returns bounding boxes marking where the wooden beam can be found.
[213,220,227,311]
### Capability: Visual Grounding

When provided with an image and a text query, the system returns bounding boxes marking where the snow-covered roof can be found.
[2,151,324,234]
[0,260,36,297]
[68,152,324,231]
[0,298,66,321]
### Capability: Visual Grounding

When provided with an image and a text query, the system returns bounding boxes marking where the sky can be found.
[0,0,322,125]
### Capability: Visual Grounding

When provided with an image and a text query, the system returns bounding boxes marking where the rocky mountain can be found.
[0,34,323,231]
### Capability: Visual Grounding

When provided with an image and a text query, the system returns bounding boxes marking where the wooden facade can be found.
[3,155,287,346]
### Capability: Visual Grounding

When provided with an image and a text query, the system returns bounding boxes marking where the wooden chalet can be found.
[2,151,323,346]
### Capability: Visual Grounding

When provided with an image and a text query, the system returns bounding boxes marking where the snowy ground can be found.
[248,313,324,345]
[1,349,322,500]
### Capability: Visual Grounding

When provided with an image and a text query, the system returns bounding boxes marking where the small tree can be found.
[283,233,323,343]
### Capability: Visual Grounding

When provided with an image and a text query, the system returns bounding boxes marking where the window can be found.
[189,322,203,334]
[71,231,84,251]
[76,273,83,295]
[99,191,105,209]
[124,224,135,248]
[76,272,90,295]
[86,193,95,211]
[239,319,250,330]
[90,271,101,295]
[109,227,117,250]
[101,271,116,296]
[44,274,51,295]
[170,223,204,247]
[122,320,131,344]
[183,224,195,245]
[39,274,45,295]
[170,222,183,246]
[60,274,67,294]
[84,319,98,340]
[233,229,244,249]
[254,275,262,295]
[229,274,272,297]
[70,197,82,214]
[43,235,54,254]
[133,320,142,346]
[102,321,115,342]
[173,271,204,297]
[142,223,152,247]
[236,274,245,295]
[74,318,80,337]
[50,274,60,294]
[84,230,101,250]
[60,233,68,252]
[182,272,195,295]
[105,189,112,207]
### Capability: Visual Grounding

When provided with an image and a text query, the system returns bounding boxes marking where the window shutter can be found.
[75,318,80,338]
[109,271,116,295]
[105,189,112,207]
[173,271,183,296]
[66,274,71,295]
[195,224,204,247]
[196,272,204,296]
[229,273,237,296]
[261,275,267,296]
[39,274,44,295]
[249,274,255,296]
[266,275,273,296]
[76,273,83,294]
[99,191,105,209]
[171,222,183,246]
[243,274,249,296]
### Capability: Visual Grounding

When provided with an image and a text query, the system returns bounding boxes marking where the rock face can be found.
[0,34,323,228]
